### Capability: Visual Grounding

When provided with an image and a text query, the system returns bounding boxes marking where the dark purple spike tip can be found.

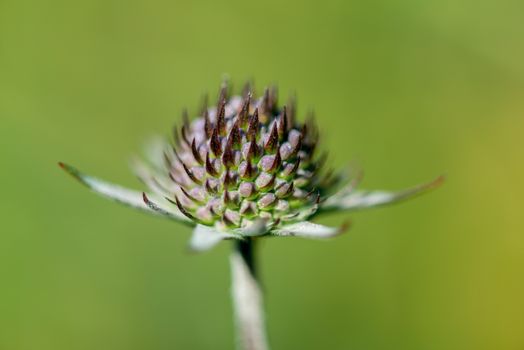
[247,108,259,140]
[239,93,251,126]
[182,162,202,185]
[290,133,303,158]
[205,152,219,177]
[204,110,212,139]
[205,179,218,194]
[143,192,174,217]
[241,81,252,98]
[258,173,276,191]
[180,186,203,204]
[286,157,301,177]
[269,150,282,172]
[223,169,236,189]
[240,159,256,179]
[218,81,228,103]
[223,189,239,209]
[227,122,241,150]
[264,122,279,153]
[216,99,227,136]
[246,138,259,161]
[173,195,198,221]
[278,106,288,139]
[181,125,191,146]
[222,212,236,227]
[222,142,235,168]
[210,127,222,157]
[191,139,204,165]
[283,181,295,198]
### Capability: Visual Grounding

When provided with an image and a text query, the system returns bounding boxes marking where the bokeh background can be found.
[1,0,523,349]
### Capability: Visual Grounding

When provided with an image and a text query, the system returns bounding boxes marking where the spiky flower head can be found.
[164,83,328,231]
[59,81,443,251]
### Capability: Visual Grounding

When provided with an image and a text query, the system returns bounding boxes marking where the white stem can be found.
[230,240,269,350]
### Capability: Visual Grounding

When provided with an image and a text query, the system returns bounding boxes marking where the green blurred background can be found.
[1,0,523,349]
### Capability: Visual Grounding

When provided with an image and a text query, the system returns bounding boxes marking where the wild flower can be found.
[60,81,442,350]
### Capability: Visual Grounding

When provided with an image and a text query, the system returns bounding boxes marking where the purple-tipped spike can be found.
[247,108,260,140]
[245,138,259,161]
[289,132,303,158]
[173,195,198,221]
[204,110,212,139]
[256,173,276,192]
[118,82,341,230]
[264,122,279,153]
[238,93,251,127]
[239,159,256,180]
[223,189,239,209]
[227,122,241,150]
[217,81,228,104]
[216,99,227,136]
[205,179,218,194]
[191,139,204,165]
[181,125,191,146]
[180,186,204,204]
[241,81,253,98]
[210,127,222,157]
[205,153,219,177]
[283,157,301,177]
[278,106,288,140]
[222,141,235,168]
[240,201,257,217]
[223,169,236,190]
[269,150,282,172]
[182,162,202,185]
[222,212,236,227]
[275,181,294,198]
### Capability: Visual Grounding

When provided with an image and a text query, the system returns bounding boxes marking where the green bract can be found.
[59,82,443,251]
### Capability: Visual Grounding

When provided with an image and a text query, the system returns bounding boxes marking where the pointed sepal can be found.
[58,162,193,225]
[321,175,445,212]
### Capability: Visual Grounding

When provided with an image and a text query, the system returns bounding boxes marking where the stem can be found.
[230,238,269,350]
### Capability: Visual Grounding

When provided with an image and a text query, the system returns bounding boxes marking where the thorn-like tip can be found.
[210,127,222,157]
[265,122,279,153]
[206,153,219,177]
[191,138,204,164]
[431,175,446,188]
[58,162,84,184]
[174,195,197,221]
[339,220,352,234]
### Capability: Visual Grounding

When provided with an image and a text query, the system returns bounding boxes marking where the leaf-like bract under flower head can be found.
[58,162,193,225]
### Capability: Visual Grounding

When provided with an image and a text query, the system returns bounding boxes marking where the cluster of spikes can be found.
[59,80,443,249]
[158,82,336,232]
